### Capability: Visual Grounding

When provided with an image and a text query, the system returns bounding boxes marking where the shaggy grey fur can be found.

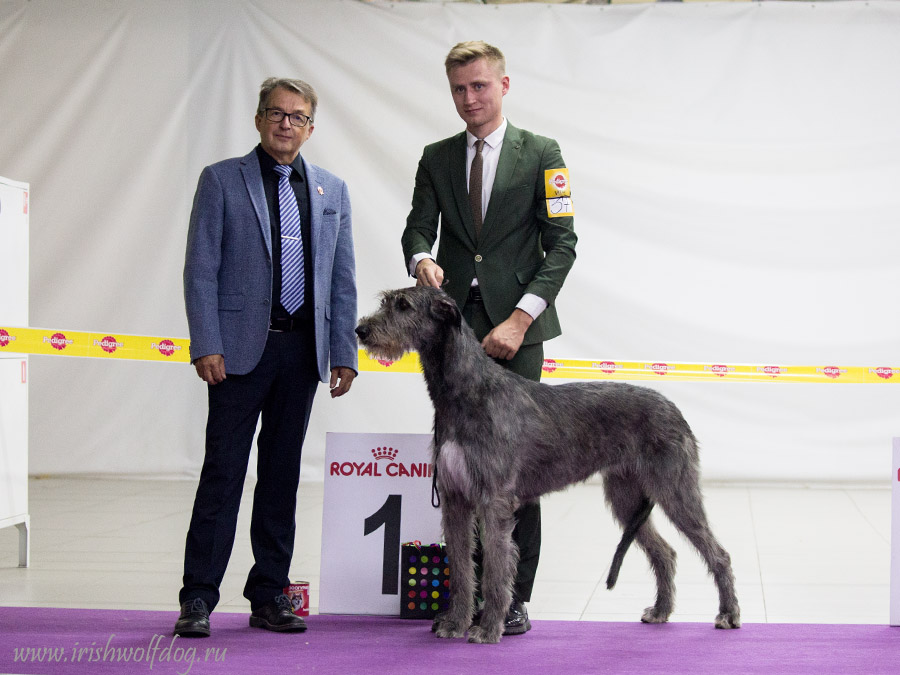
[355,286,740,644]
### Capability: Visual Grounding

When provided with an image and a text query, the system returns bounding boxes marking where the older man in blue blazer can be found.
[175,77,357,638]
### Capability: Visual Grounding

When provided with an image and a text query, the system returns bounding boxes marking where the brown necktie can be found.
[469,139,485,239]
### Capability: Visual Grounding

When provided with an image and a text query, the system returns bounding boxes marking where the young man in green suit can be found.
[401,41,577,635]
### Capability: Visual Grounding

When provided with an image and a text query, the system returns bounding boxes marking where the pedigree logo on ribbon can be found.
[92,335,124,356]
[0,328,17,348]
[146,337,189,362]
[34,330,88,357]
[872,367,900,381]
[46,332,73,351]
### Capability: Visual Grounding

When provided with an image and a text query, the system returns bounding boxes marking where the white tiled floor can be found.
[0,477,892,625]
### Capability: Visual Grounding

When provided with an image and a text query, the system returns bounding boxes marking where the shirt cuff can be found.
[516,293,547,321]
[409,252,433,277]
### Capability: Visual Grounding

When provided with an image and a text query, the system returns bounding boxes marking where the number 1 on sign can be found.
[363,494,401,595]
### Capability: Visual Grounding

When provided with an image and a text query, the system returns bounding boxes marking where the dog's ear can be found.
[430,294,462,331]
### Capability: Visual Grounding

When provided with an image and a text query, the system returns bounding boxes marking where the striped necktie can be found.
[274,164,305,314]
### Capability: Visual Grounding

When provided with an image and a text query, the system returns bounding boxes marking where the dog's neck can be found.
[417,321,504,408]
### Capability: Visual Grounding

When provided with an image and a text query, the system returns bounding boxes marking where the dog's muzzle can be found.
[355,325,370,341]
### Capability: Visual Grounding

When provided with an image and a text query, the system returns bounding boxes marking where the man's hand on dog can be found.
[415,258,444,288]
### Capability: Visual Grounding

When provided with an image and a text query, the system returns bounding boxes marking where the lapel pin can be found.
[317,186,324,195]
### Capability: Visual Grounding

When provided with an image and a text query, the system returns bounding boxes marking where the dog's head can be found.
[355,286,462,361]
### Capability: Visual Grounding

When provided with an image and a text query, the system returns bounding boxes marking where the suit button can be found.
[474,254,483,262]
[263,299,269,305]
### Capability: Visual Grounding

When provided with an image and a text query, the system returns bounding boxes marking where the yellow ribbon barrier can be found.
[0,327,189,363]
[2,325,898,384]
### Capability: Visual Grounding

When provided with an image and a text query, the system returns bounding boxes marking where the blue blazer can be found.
[184,148,358,381]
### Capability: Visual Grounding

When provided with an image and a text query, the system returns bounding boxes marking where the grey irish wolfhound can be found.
[355,286,740,644]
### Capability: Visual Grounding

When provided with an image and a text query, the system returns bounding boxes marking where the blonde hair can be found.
[444,41,506,77]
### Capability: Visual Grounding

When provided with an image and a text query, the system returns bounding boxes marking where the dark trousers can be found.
[180,328,319,612]
[463,296,543,603]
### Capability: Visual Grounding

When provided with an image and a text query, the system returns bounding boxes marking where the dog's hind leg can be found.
[603,473,677,624]
[656,481,741,629]
[434,492,477,639]
[466,496,518,644]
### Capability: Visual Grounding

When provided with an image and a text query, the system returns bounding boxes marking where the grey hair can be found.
[257,77,318,120]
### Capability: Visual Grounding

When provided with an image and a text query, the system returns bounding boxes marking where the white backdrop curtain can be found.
[0,0,898,481]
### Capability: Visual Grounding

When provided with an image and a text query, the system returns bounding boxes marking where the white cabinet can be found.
[0,358,28,566]
[0,175,30,567]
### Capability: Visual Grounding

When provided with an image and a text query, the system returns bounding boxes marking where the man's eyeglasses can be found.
[262,108,312,128]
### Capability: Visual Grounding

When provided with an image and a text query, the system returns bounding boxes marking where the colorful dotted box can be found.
[399,542,450,619]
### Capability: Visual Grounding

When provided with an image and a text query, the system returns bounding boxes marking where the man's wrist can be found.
[410,252,433,277]
[510,308,534,330]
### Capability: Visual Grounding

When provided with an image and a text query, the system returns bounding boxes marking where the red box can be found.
[284,581,310,616]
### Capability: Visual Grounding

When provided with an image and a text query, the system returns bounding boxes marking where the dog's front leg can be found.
[467,496,518,644]
[434,492,476,639]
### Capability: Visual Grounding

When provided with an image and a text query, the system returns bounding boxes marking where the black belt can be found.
[269,316,304,332]
[467,286,483,304]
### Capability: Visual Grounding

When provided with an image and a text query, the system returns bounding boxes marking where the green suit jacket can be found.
[401,122,577,345]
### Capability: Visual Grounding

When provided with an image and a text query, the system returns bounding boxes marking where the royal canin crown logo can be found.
[151,339,181,356]
[371,447,398,461]
[44,332,72,351]
[818,366,843,380]
[872,367,898,380]
[542,359,559,373]
[330,445,432,479]
[0,329,15,347]
[94,336,123,354]
[593,361,620,374]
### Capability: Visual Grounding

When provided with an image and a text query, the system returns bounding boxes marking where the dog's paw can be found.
[640,606,671,624]
[433,615,468,639]
[466,625,502,644]
[434,623,467,639]
[714,611,741,629]
[430,612,447,633]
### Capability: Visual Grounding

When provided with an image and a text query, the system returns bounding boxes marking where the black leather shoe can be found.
[249,594,307,633]
[503,600,532,636]
[173,598,210,638]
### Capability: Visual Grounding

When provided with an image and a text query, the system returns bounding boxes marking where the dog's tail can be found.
[606,497,655,590]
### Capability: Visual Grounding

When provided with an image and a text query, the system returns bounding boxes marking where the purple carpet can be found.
[0,607,896,675]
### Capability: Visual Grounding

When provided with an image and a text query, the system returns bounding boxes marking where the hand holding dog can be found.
[414,258,444,288]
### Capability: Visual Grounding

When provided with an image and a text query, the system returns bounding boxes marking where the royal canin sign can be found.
[329,446,433,479]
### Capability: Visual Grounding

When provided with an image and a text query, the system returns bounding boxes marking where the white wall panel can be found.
[0,0,897,481]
